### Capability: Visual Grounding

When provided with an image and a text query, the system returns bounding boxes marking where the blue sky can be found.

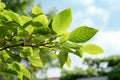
[35,0,120,68]
[34,0,120,78]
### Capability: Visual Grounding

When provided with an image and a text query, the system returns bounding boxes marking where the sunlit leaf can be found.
[1,10,21,24]
[7,62,31,79]
[29,55,44,67]
[29,49,44,67]
[50,52,58,59]
[0,50,11,62]
[52,8,72,34]
[69,26,98,43]
[66,55,71,68]
[19,63,31,79]
[32,5,44,16]
[20,15,32,26]
[17,72,23,80]
[0,2,6,10]
[60,32,70,43]
[33,15,48,26]
[83,44,104,54]
[25,24,34,34]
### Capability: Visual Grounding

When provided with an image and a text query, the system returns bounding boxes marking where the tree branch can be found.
[0,41,55,51]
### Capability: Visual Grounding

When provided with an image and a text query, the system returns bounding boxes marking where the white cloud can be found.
[71,0,110,30]
[73,12,95,26]
[71,0,94,6]
[80,18,95,26]
[86,5,109,23]
[101,0,120,11]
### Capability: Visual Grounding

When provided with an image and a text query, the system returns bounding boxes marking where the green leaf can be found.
[52,8,72,34]
[61,42,80,50]
[29,55,44,67]
[32,5,44,16]
[50,52,58,59]
[7,62,31,79]
[19,63,31,79]
[1,11,12,21]
[60,32,70,43]
[33,15,48,26]
[66,55,71,68]
[25,25,34,34]
[33,34,47,44]
[0,2,6,10]
[75,49,84,59]
[83,44,104,54]
[3,68,18,75]
[61,43,75,53]
[0,50,11,62]
[17,72,23,80]
[12,62,21,71]
[35,27,51,35]
[58,52,68,67]
[29,49,44,67]
[20,47,33,58]
[69,26,98,43]
[20,15,32,26]
[39,48,50,65]
[1,10,21,24]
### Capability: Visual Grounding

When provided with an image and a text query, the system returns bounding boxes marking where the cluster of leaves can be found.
[0,2,104,80]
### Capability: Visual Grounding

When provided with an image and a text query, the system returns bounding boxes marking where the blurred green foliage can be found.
[1,0,34,15]
[60,55,120,80]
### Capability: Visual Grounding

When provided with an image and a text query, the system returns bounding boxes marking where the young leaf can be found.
[83,44,104,54]
[60,32,70,43]
[29,49,44,67]
[0,2,6,10]
[1,10,21,24]
[32,5,44,16]
[12,62,31,79]
[20,15,32,26]
[25,25,34,34]
[58,52,68,67]
[17,72,23,80]
[66,55,71,68]
[19,63,31,79]
[52,8,72,34]
[50,52,58,59]
[0,50,11,62]
[33,15,48,26]
[69,26,98,43]
[29,55,44,67]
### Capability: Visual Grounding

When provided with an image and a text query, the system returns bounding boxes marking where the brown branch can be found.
[0,35,58,51]
[0,43,24,51]
[0,41,54,51]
